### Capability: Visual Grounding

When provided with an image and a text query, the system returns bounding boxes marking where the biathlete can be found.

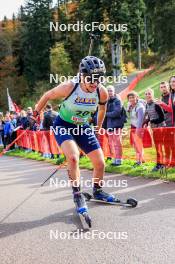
[34,56,117,214]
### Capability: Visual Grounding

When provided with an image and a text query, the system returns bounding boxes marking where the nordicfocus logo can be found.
[49,74,127,85]
[50,21,127,32]
[50,126,128,137]
[50,229,128,240]
[49,178,128,189]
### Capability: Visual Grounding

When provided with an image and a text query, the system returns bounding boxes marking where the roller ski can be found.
[73,192,92,228]
[82,189,138,208]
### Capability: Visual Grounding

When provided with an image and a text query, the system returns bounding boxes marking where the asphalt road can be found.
[114,72,139,94]
[0,156,175,264]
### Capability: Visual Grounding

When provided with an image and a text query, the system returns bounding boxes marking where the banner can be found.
[16,128,175,166]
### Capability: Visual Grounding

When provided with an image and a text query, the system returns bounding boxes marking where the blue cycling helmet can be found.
[79,56,106,75]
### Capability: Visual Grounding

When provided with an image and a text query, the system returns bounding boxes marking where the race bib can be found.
[71,116,85,124]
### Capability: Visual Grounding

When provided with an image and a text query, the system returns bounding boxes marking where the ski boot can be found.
[93,188,120,203]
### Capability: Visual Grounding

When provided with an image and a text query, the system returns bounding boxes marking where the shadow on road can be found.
[0,208,88,239]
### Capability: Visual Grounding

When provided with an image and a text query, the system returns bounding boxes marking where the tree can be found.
[50,42,73,76]
[21,0,53,90]
[153,1,175,53]
[126,0,146,69]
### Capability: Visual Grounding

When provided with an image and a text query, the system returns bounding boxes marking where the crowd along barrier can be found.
[16,128,175,167]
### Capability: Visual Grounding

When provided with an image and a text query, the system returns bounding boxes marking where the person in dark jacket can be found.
[42,104,58,158]
[26,107,37,131]
[17,110,29,130]
[104,85,125,166]
[158,81,173,166]
[143,88,166,171]
[155,77,175,167]
[159,81,172,127]
[43,104,58,131]
[156,76,175,127]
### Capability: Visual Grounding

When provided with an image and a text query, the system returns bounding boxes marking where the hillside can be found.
[134,57,175,98]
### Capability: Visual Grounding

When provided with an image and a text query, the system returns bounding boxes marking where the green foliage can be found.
[157,56,175,73]
[145,0,175,53]
[124,49,158,68]
[21,0,52,89]
[20,80,51,109]
[20,97,36,109]
[50,42,73,76]
[0,0,175,112]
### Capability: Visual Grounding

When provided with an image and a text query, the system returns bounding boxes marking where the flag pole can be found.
[7,87,10,112]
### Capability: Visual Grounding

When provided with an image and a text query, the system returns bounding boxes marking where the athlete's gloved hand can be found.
[33,110,39,118]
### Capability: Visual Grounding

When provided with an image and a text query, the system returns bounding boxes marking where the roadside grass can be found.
[4,149,66,165]
[4,148,175,181]
[79,156,175,181]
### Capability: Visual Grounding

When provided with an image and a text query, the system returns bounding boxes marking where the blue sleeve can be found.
[106,100,122,118]
[4,123,10,135]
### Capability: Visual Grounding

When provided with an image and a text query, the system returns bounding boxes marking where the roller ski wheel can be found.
[82,212,92,228]
[126,198,138,208]
[82,192,138,208]
[77,210,92,229]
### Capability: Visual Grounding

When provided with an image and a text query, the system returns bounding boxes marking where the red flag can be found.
[7,88,21,113]
[13,102,21,113]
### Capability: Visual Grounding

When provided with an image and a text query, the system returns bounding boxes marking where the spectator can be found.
[168,76,175,166]
[158,82,172,126]
[17,110,28,129]
[10,112,17,150]
[169,76,175,127]
[156,77,175,166]
[105,85,126,166]
[25,107,36,152]
[39,111,44,130]
[0,112,5,147]
[42,104,58,159]
[158,82,173,166]
[27,107,37,130]
[4,114,13,149]
[156,76,175,127]
[43,104,58,130]
[143,88,166,171]
[127,91,145,166]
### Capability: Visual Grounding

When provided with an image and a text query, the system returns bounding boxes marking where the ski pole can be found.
[40,168,59,186]
[0,128,29,157]
[40,160,67,187]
